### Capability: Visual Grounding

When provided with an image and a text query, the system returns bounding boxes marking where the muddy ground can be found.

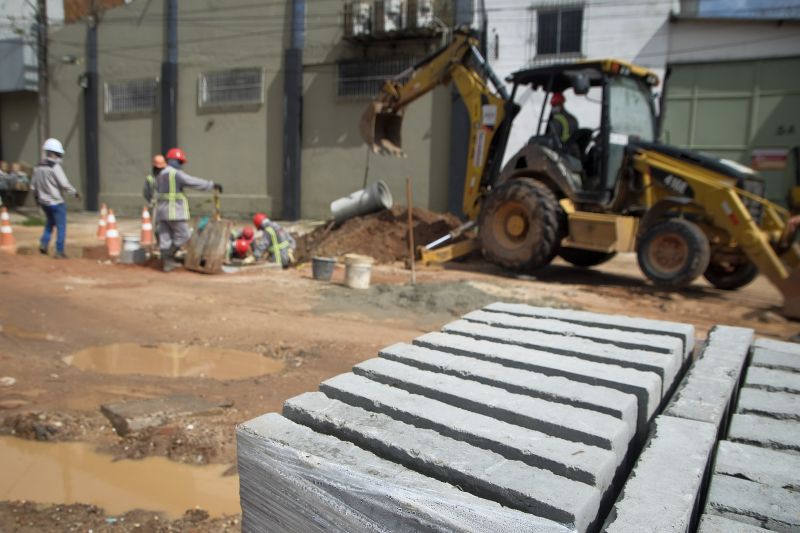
[0,212,797,531]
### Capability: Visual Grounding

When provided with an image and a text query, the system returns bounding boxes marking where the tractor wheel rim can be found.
[493,202,529,248]
[647,233,688,274]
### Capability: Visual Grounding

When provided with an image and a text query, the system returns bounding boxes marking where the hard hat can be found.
[166,147,187,164]
[43,138,65,155]
[234,238,250,256]
[152,155,166,169]
[241,227,254,241]
[550,92,565,106]
[253,212,268,228]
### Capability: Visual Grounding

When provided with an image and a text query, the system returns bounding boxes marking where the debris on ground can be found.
[294,206,461,264]
[100,395,223,436]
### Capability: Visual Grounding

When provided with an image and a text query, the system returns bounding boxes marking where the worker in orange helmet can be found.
[144,147,223,272]
[252,212,295,268]
[546,92,578,145]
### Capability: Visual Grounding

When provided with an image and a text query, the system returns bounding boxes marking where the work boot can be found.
[160,248,176,272]
[54,252,68,259]
[39,245,47,255]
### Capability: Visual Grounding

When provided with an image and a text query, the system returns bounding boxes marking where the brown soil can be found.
[294,206,461,264]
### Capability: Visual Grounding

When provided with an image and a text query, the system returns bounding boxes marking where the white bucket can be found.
[122,235,141,251]
[345,263,372,289]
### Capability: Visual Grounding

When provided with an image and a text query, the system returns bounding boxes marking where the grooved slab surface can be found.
[414,331,661,422]
[751,347,800,373]
[237,413,572,533]
[353,357,633,454]
[705,474,800,532]
[442,319,679,393]
[714,441,800,490]
[698,514,771,532]
[319,372,617,490]
[728,413,800,454]
[283,392,601,532]
[482,302,695,357]
[736,388,800,420]
[744,366,800,395]
[602,416,717,533]
[754,337,800,356]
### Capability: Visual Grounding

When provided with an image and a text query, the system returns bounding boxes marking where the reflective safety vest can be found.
[552,113,571,142]
[265,226,290,266]
[157,169,190,220]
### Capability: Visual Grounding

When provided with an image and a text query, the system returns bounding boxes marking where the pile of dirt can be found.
[294,206,462,264]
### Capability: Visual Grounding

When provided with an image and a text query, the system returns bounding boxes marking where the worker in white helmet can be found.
[30,138,80,258]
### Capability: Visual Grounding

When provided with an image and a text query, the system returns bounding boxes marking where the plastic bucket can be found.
[311,256,336,281]
[330,181,393,223]
[122,235,141,251]
[345,263,372,289]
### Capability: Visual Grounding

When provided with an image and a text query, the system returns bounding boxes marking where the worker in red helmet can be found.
[251,212,296,268]
[546,92,578,145]
[144,147,223,272]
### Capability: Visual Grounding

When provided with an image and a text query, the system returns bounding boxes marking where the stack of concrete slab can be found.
[237,303,695,532]
[698,337,800,532]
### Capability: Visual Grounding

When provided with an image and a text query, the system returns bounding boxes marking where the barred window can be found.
[537,7,583,56]
[337,56,419,99]
[199,68,264,108]
[104,78,158,115]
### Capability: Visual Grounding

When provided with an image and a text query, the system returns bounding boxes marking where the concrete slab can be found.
[283,392,602,531]
[705,474,800,532]
[744,366,800,395]
[463,310,683,358]
[728,413,800,455]
[379,343,638,428]
[714,441,800,491]
[602,416,717,533]
[99,395,221,436]
[353,357,633,454]
[697,514,771,533]
[737,388,800,421]
[442,319,680,393]
[754,337,800,356]
[237,413,573,533]
[751,347,800,373]
[319,372,618,490]
[482,302,695,358]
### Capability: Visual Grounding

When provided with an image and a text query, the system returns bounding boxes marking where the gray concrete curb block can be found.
[714,440,800,490]
[705,474,800,531]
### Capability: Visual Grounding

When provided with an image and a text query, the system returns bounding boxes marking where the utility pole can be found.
[160,0,178,153]
[84,0,100,211]
[36,0,50,148]
[282,0,305,220]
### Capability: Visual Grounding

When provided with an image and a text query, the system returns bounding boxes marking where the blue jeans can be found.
[40,203,67,254]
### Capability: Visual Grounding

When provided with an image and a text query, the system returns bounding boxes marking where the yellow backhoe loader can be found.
[360,29,800,319]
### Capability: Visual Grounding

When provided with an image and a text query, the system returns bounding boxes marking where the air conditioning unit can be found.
[374,0,404,33]
[344,1,372,37]
[406,0,433,29]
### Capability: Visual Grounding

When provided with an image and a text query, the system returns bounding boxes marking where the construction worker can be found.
[31,138,80,259]
[252,212,295,268]
[546,92,578,145]
[143,147,222,272]
[143,154,166,247]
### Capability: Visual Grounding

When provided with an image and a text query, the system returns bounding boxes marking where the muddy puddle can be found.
[1,323,65,342]
[63,343,284,380]
[0,436,239,518]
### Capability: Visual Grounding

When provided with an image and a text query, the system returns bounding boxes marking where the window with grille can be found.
[337,56,420,99]
[198,68,264,108]
[104,78,158,116]
[536,6,583,57]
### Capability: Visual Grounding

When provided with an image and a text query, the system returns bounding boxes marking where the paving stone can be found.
[353,357,633,454]
[664,326,753,429]
[705,474,800,532]
[697,514,771,533]
[754,337,800,356]
[99,395,221,436]
[602,416,717,533]
[379,342,638,429]
[737,388,800,421]
[463,309,683,358]
[714,441,800,491]
[237,413,572,533]
[320,372,618,490]
[482,302,695,357]
[751,347,800,373]
[414,331,661,424]
[728,413,800,454]
[744,366,800,395]
[441,319,680,393]
[283,392,601,531]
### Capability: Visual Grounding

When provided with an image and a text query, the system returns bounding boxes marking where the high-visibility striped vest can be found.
[157,169,189,220]
[265,226,290,265]
[553,113,571,142]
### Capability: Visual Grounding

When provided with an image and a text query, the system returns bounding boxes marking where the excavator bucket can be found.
[781,268,800,320]
[359,101,405,157]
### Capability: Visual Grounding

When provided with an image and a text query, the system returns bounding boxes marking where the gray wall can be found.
[0,92,39,166]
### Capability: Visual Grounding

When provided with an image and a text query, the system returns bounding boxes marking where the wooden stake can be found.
[406,177,416,285]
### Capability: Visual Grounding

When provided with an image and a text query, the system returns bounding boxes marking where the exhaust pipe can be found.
[359,101,406,158]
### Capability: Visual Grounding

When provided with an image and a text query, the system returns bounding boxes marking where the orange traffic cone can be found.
[140,206,153,246]
[96,203,108,240]
[0,207,16,254]
[105,209,121,258]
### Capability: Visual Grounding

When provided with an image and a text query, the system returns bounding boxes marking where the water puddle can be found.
[1,323,65,342]
[0,437,239,518]
[63,343,284,380]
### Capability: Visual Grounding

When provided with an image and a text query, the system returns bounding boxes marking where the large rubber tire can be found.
[637,219,710,289]
[558,247,616,268]
[479,178,560,272]
[704,253,758,290]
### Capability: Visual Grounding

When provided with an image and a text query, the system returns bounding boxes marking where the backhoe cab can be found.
[360,31,800,319]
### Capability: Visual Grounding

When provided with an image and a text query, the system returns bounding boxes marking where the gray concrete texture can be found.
[705,474,800,532]
[751,347,800,373]
[697,514,771,533]
[736,388,800,421]
[728,413,800,454]
[754,337,800,356]
[714,441,800,491]
[744,366,800,395]
[100,395,221,436]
